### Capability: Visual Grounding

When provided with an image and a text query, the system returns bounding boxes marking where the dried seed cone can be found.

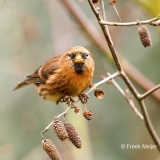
[74,107,81,114]
[42,139,62,160]
[108,0,117,5]
[94,88,104,99]
[64,123,82,148]
[83,111,93,120]
[53,120,69,141]
[92,0,99,4]
[138,25,152,48]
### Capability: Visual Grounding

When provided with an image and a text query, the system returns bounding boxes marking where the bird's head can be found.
[65,46,94,75]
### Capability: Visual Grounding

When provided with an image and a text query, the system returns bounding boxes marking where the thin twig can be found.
[123,60,160,102]
[139,84,160,100]
[100,0,106,21]
[104,73,144,120]
[56,106,72,118]
[152,20,160,26]
[100,15,160,26]
[125,89,144,121]
[120,71,139,100]
[41,106,71,138]
[138,100,160,150]
[112,4,121,21]
[86,72,120,95]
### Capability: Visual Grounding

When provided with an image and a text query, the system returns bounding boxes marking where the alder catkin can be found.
[138,25,152,48]
[42,139,62,160]
[53,120,69,141]
[64,123,82,148]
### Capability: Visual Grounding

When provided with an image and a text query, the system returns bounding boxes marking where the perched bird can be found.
[13,46,95,105]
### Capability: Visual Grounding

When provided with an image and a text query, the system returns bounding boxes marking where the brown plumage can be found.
[13,46,95,105]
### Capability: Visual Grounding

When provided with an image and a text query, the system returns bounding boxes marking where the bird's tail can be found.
[12,75,42,91]
[12,79,33,91]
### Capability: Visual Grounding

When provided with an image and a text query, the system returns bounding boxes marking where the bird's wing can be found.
[38,54,61,81]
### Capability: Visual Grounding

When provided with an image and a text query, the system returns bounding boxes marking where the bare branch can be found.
[100,0,106,21]
[125,89,144,121]
[86,72,120,95]
[120,71,139,99]
[103,73,144,121]
[100,15,160,26]
[138,100,160,150]
[139,84,160,100]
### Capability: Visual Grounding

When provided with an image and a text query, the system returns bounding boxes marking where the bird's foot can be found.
[78,93,89,104]
[60,95,75,107]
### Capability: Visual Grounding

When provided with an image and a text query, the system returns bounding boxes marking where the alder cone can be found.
[138,25,152,48]
[83,111,93,120]
[42,139,62,160]
[53,120,69,141]
[94,88,104,99]
[64,123,82,148]
[108,0,117,5]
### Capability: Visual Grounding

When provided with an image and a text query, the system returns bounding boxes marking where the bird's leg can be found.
[78,93,89,104]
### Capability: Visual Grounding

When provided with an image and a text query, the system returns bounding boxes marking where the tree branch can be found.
[138,100,160,150]
[139,84,160,100]
[100,15,160,26]
[86,72,120,95]
[103,73,144,121]
[100,0,106,21]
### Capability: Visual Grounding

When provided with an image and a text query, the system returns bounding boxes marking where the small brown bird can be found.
[13,46,95,105]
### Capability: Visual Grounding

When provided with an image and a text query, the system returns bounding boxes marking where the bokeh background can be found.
[0,0,160,160]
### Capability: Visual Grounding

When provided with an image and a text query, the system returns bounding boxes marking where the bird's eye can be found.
[82,53,89,59]
[68,53,75,59]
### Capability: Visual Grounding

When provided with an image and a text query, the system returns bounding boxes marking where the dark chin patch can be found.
[74,63,84,74]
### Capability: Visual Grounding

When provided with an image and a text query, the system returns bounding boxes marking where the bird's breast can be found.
[65,70,91,97]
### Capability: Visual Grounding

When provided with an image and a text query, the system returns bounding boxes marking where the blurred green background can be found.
[0,0,160,160]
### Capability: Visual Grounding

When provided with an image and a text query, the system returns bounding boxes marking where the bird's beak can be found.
[75,54,83,63]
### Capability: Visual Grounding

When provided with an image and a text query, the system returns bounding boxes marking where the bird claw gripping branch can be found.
[59,95,75,107]
[78,93,89,104]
